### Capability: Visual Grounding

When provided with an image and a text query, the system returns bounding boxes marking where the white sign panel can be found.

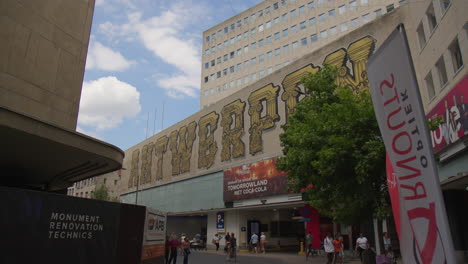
[367,26,455,264]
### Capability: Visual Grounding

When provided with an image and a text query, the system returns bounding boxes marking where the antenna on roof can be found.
[152,107,157,136]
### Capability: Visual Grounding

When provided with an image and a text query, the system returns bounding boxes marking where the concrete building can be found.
[116,0,467,261]
[200,0,405,108]
[67,170,123,200]
[0,0,123,191]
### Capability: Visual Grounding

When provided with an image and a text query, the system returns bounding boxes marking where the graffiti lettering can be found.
[221,99,246,161]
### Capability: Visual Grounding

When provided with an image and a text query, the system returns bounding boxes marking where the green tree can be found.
[91,185,120,202]
[277,65,388,224]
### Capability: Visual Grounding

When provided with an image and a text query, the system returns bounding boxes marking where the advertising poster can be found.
[216,212,225,232]
[426,75,468,154]
[141,208,166,264]
[223,157,288,201]
[367,26,456,263]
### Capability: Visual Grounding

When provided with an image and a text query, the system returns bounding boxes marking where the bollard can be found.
[299,241,305,256]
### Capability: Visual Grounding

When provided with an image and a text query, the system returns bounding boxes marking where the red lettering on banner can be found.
[396,156,421,180]
[407,203,438,264]
[392,131,412,155]
[387,107,406,130]
[401,182,427,200]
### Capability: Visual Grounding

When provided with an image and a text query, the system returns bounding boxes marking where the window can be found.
[217,57,221,64]
[244,60,249,68]
[237,48,242,56]
[338,5,346,14]
[244,31,249,39]
[274,32,280,40]
[251,42,257,50]
[267,51,273,59]
[259,24,264,32]
[204,76,208,83]
[340,22,348,32]
[449,38,464,72]
[251,14,256,22]
[267,35,272,43]
[244,17,248,25]
[300,21,306,30]
[251,57,257,65]
[281,0,286,6]
[211,46,215,53]
[375,9,382,18]
[224,27,228,33]
[426,3,437,33]
[386,4,394,12]
[217,71,221,78]
[224,54,228,61]
[267,67,273,74]
[258,10,263,17]
[309,17,316,26]
[425,72,435,100]
[360,0,368,5]
[237,20,241,28]
[252,73,257,81]
[224,40,228,47]
[439,0,451,13]
[362,13,370,23]
[205,49,210,56]
[217,43,222,51]
[328,9,335,18]
[259,54,265,63]
[330,26,337,35]
[349,1,357,10]
[230,66,235,73]
[266,21,272,29]
[275,48,281,56]
[210,88,214,95]
[283,44,290,53]
[251,28,256,36]
[290,9,297,18]
[291,25,297,33]
[223,68,228,76]
[308,1,315,9]
[299,5,305,14]
[301,37,308,46]
[320,30,327,39]
[237,34,241,41]
[231,24,235,30]
[310,34,318,42]
[283,29,289,37]
[436,57,448,87]
[244,45,249,53]
[416,23,426,49]
[399,0,407,4]
[211,60,215,66]
[274,2,279,9]
[282,13,288,21]
[265,6,271,14]
[210,74,215,81]
[318,0,324,6]
[230,51,235,59]
[230,37,235,44]
[236,63,242,71]
[244,76,250,84]
[217,30,222,37]
[259,39,264,47]
[204,63,209,69]
[319,13,326,22]
[274,17,279,25]
[206,36,210,42]
[292,41,299,49]
[260,70,265,78]
[236,79,241,86]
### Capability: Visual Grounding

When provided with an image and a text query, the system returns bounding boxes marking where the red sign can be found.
[223,157,288,201]
[426,75,468,153]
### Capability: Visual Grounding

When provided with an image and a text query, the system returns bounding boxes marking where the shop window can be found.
[449,37,464,72]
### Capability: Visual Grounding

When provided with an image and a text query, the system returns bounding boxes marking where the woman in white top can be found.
[324,233,334,264]
[355,233,368,262]
[212,233,220,251]
[260,232,267,254]
[383,232,392,256]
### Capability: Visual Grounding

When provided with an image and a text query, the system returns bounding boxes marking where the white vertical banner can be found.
[367,26,456,263]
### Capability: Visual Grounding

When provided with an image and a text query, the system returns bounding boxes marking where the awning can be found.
[0,106,124,191]
[440,172,468,191]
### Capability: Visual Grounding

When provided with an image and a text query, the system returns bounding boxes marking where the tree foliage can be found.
[277,65,388,224]
[91,185,120,202]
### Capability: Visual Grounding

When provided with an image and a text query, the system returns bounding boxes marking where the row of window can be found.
[205,0,376,44]
[416,0,451,51]
[425,36,463,101]
[204,14,372,73]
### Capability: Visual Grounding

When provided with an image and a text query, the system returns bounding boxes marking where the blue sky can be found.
[78,0,263,150]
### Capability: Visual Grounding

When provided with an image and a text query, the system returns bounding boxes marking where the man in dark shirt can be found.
[168,236,180,264]
[224,232,231,253]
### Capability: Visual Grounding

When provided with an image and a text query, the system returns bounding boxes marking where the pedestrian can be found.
[182,236,191,264]
[355,233,368,263]
[224,232,231,253]
[250,232,259,253]
[260,232,267,254]
[229,232,237,260]
[324,232,334,264]
[305,232,314,257]
[212,233,220,251]
[382,232,392,256]
[333,234,344,264]
[168,235,180,264]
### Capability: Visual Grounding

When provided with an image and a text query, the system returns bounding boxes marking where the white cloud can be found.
[98,3,205,98]
[78,77,141,131]
[86,41,135,71]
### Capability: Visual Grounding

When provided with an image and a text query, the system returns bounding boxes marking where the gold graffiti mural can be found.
[323,36,375,92]
[248,84,280,155]
[169,122,197,176]
[154,136,168,180]
[140,143,154,184]
[221,99,246,161]
[128,149,140,188]
[198,111,220,169]
[281,64,320,121]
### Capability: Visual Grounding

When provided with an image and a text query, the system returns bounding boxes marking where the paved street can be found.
[168,249,364,264]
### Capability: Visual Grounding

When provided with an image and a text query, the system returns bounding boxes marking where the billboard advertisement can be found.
[223,157,288,201]
[426,75,468,154]
[141,208,166,264]
[367,26,456,263]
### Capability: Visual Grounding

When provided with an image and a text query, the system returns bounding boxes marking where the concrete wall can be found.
[0,0,95,129]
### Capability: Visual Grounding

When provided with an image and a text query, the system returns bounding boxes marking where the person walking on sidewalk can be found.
[333,234,344,264]
[260,232,267,254]
[168,235,180,264]
[324,233,334,264]
[212,233,220,251]
[182,237,191,264]
[355,233,368,263]
[250,233,259,253]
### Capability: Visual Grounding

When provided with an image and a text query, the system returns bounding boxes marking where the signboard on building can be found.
[216,212,225,232]
[426,75,468,154]
[223,157,288,201]
[367,26,456,264]
[141,208,166,264]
